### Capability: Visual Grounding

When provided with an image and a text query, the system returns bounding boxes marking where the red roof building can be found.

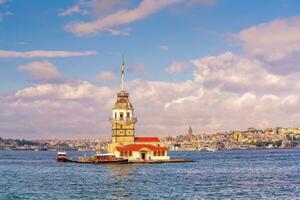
[134,137,160,143]
[114,137,170,161]
[116,144,167,151]
[115,144,169,160]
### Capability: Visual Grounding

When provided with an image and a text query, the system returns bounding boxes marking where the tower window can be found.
[127,112,130,118]
[120,112,124,119]
[114,113,117,118]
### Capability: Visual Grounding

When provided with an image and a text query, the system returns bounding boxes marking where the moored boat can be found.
[57,151,67,162]
[94,153,128,164]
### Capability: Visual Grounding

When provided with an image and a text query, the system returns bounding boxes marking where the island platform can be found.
[57,154,194,164]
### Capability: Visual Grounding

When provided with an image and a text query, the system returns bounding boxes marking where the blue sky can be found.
[1,0,299,91]
[1,0,300,139]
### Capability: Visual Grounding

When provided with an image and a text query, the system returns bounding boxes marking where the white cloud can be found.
[106,28,130,35]
[2,51,300,139]
[89,0,129,16]
[66,0,180,36]
[160,45,169,51]
[62,0,218,36]
[166,61,192,74]
[18,61,62,82]
[238,16,300,62]
[59,5,89,16]
[96,71,116,83]
[1,81,115,139]
[192,51,299,94]
[0,0,6,5]
[0,50,97,58]
[0,11,12,22]
[60,0,128,17]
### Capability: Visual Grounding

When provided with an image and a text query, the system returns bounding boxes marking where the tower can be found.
[187,126,193,140]
[107,56,137,153]
[188,126,192,135]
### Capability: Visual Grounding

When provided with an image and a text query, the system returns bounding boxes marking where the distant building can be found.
[107,57,169,161]
[187,126,193,140]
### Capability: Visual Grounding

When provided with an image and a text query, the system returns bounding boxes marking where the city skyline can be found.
[1,0,300,139]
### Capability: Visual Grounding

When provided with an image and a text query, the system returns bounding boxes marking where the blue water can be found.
[1,149,300,199]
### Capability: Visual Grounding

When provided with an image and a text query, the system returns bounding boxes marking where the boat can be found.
[94,153,128,164]
[56,150,128,164]
[57,151,68,162]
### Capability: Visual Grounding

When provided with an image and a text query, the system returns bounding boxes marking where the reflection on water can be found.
[106,164,136,179]
[1,149,300,199]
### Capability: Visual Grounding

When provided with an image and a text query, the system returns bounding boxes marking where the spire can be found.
[121,55,125,91]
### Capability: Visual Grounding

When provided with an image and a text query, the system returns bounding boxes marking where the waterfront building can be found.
[107,57,170,161]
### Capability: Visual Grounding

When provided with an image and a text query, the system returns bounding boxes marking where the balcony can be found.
[109,117,137,124]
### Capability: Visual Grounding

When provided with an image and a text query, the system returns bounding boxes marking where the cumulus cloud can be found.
[192,52,291,93]
[3,61,300,139]
[96,71,116,83]
[238,16,300,62]
[166,61,192,74]
[0,50,97,58]
[0,81,115,139]
[65,0,180,36]
[18,61,62,82]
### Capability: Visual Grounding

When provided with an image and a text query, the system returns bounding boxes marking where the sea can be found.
[1,149,300,200]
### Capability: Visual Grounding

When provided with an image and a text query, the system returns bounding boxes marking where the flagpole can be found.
[121,55,124,91]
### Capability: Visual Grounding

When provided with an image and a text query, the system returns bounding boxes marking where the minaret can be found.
[107,56,137,153]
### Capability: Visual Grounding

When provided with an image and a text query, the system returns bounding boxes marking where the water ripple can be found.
[1,149,300,199]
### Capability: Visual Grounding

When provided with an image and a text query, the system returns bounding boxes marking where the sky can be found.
[1,0,300,139]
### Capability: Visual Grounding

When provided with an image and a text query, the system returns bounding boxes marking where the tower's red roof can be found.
[134,137,160,143]
[116,144,167,151]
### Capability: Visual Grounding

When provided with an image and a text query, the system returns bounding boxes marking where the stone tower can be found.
[187,126,193,140]
[188,126,192,135]
[107,56,137,153]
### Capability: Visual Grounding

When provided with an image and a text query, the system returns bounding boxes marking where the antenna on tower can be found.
[121,54,125,91]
